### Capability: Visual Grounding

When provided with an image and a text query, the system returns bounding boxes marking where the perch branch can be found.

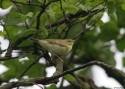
[1,61,124,89]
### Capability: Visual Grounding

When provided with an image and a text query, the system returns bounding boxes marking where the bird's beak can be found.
[73,39,77,42]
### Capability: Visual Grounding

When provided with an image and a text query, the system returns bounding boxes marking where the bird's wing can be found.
[45,39,66,47]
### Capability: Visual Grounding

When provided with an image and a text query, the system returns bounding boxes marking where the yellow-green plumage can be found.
[29,37,75,55]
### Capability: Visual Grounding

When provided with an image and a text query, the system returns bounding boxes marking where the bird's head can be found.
[66,39,75,47]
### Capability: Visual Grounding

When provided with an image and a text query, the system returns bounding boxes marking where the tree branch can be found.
[17,53,47,80]
[75,55,125,87]
[11,0,43,7]
[36,0,59,30]
[1,61,124,89]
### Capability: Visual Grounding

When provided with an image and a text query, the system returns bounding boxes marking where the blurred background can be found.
[0,0,125,89]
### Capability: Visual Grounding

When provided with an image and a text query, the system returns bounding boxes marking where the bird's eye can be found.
[68,40,71,42]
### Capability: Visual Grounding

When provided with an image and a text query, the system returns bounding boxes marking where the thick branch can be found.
[1,61,124,89]
[75,55,125,87]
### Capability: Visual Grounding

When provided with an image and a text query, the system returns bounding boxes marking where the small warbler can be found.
[29,37,75,55]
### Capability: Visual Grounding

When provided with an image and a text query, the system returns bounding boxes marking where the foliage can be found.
[0,0,125,89]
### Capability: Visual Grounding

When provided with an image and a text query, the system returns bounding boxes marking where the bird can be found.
[29,37,75,55]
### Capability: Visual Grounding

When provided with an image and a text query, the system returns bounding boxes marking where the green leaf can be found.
[4,18,23,25]
[20,28,36,37]
[106,1,115,14]
[5,26,20,39]
[10,28,36,44]
[76,3,92,11]
[40,27,48,38]
[10,35,19,44]
[122,57,125,67]
[13,0,26,2]
[46,84,57,89]
[99,20,119,41]
[18,40,32,47]
[67,23,83,38]
[53,6,63,19]
[116,6,125,28]
[37,0,45,3]
[77,4,88,11]
[100,48,116,66]
[78,16,88,21]
[64,74,77,82]
[0,30,6,37]
[22,4,41,15]
[95,20,104,27]
[46,9,56,22]
[5,12,26,25]
[86,0,104,7]
[78,68,89,75]
[61,1,67,8]
[66,4,78,14]
[25,12,33,17]
[122,3,125,10]
[2,0,13,8]
[116,36,125,52]
[108,12,117,21]
[3,64,15,80]
[9,12,26,21]
[88,12,103,26]
[92,5,104,11]
[3,54,45,80]
[3,58,19,80]
[40,13,48,25]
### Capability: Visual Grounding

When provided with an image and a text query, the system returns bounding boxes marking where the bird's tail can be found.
[29,37,39,43]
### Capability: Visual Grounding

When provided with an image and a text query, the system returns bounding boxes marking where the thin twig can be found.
[36,0,59,30]
[0,56,18,61]
[59,0,68,22]
[13,2,29,29]
[17,53,46,80]
[11,0,43,7]
[0,22,10,41]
